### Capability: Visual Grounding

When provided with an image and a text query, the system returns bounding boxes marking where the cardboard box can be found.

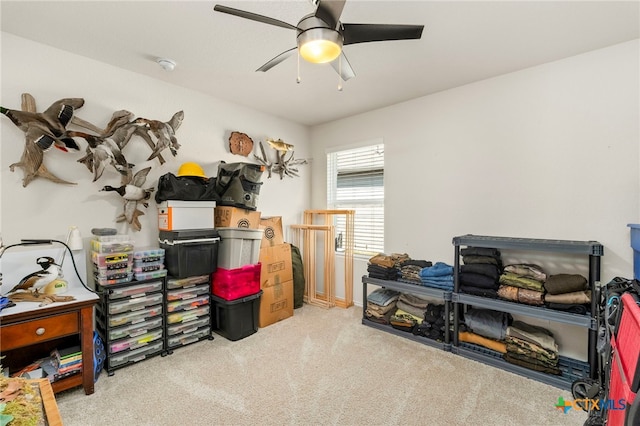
[258,243,293,327]
[259,216,284,248]
[259,279,293,327]
[158,200,216,231]
[214,206,261,229]
[259,243,293,287]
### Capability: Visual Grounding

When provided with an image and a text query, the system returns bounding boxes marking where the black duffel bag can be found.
[155,172,221,203]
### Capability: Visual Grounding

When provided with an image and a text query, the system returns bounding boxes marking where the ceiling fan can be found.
[213,0,424,81]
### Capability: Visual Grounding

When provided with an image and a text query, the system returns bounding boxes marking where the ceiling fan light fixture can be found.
[297,28,342,64]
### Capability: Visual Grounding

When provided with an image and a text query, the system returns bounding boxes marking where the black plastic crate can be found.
[158,229,219,278]
[211,290,262,341]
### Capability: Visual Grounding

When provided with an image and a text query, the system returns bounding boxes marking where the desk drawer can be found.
[1,312,79,351]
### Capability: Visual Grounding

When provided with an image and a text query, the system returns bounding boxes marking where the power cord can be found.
[20,239,103,295]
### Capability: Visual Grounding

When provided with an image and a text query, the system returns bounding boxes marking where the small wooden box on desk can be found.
[0,248,99,395]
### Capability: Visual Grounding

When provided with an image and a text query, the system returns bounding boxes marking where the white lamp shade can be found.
[68,226,83,251]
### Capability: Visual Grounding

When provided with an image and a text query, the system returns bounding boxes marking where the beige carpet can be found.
[56,304,588,425]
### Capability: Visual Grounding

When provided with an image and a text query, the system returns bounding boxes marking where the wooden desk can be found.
[0,291,98,395]
[1,247,98,395]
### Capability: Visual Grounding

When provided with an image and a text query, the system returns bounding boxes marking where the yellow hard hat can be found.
[177,162,207,178]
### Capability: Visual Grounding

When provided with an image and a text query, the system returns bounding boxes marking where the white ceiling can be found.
[1,1,639,126]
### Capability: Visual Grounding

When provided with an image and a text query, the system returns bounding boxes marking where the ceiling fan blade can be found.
[342,23,424,45]
[330,52,355,81]
[256,47,297,72]
[213,5,299,31]
[314,0,346,29]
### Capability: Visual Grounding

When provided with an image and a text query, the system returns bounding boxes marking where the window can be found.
[327,142,384,256]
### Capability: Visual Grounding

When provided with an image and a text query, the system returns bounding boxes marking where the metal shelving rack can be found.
[361,276,452,351]
[451,234,603,390]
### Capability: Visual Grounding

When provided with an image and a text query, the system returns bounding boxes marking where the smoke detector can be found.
[156,58,177,72]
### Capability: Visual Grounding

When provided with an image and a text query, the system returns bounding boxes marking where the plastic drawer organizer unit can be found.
[94,276,167,375]
[165,274,213,353]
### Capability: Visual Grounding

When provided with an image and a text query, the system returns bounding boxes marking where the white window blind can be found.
[327,143,384,256]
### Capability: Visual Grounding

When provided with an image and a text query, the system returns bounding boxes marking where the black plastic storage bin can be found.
[159,229,220,278]
[211,290,262,341]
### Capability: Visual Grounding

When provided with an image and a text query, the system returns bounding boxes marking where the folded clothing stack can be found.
[399,259,432,284]
[503,320,560,375]
[414,303,447,341]
[543,274,591,314]
[367,253,410,281]
[365,288,400,324]
[497,263,547,306]
[458,247,503,298]
[458,308,512,353]
[419,262,454,291]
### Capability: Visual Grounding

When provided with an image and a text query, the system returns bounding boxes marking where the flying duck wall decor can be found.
[101,166,154,232]
[2,92,186,231]
[2,93,185,190]
[3,94,85,187]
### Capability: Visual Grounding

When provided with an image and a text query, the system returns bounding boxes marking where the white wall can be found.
[1,33,311,250]
[311,40,640,309]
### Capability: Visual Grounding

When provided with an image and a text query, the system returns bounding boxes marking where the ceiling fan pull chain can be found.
[297,51,301,84]
[337,56,343,91]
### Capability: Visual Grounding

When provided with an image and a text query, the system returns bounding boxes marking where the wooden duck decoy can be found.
[72,127,135,181]
[6,94,84,186]
[134,111,184,162]
[1,97,85,152]
[101,167,154,231]
[7,256,62,294]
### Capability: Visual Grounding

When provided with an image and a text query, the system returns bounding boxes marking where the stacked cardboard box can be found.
[258,216,293,327]
[214,206,261,229]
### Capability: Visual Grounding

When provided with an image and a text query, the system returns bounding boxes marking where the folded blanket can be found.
[545,303,589,314]
[505,335,558,362]
[460,285,498,298]
[461,247,501,258]
[367,288,400,306]
[507,320,558,353]
[464,308,512,341]
[398,293,432,309]
[369,254,395,268]
[463,255,501,266]
[460,272,498,289]
[497,285,544,306]
[503,352,561,375]
[365,309,395,325]
[544,290,591,304]
[396,300,426,319]
[366,301,396,315]
[459,331,507,353]
[499,272,545,292]
[460,263,501,280]
[503,263,547,282]
[365,307,396,324]
[544,274,588,295]
[419,262,454,277]
[392,308,423,324]
[400,259,432,268]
